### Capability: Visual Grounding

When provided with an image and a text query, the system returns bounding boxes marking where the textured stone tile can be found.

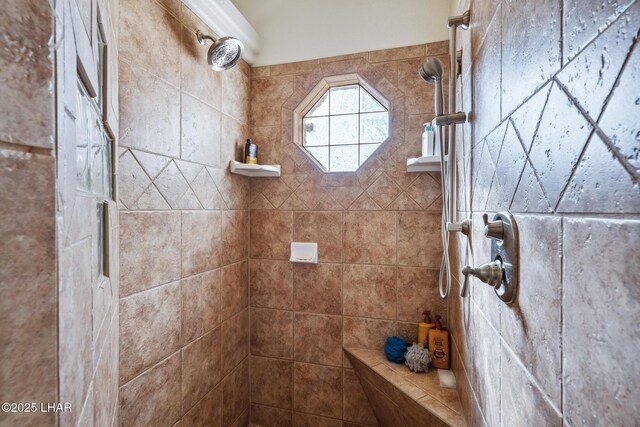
[293,412,342,427]
[293,363,342,418]
[343,211,396,264]
[563,0,636,62]
[510,82,552,152]
[558,133,640,213]
[118,150,152,208]
[293,263,342,315]
[182,269,221,344]
[485,122,527,211]
[221,210,249,266]
[119,352,181,427]
[343,317,396,351]
[250,356,293,409]
[294,313,343,366]
[511,159,551,213]
[563,218,640,426]
[343,369,379,425]
[221,260,248,321]
[182,385,223,426]
[181,93,222,167]
[0,0,53,148]
[221,309,250,376]
[469,304,500,427]
[251,404,292,427]
[180,25,222,109]
[154,161,191,208]
[404,174,441,210]
[501,347,561,427]
[397,212,442,268]
[502,215,562,406]
[369,45,426,63]
[251,308,293,358]
[343,264,396,320]
[396,267,444,322]
[557,2,638,120]
[182,327,222,412]
[119,211,181,296]
[501,0,560,115]
[598,39,640,170]
[294,212,342,263]
[528,82,593,208]
[221,115,248,165]
[250,210,293,259]
[119,0,181,85]
[222,358,250,426]
[250,259,293,309]
[472,7,501,142]
[119,281,181,384]
[366,173,403,208]
[119,60,181,157]
[222,67,250,125]
[471,140,496,212]
[182,211,222,276]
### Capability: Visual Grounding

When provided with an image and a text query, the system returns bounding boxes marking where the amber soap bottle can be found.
[428,315,450,369]
[418,310,435,345]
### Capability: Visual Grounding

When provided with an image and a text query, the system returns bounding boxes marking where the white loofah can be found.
[404,343,433,372]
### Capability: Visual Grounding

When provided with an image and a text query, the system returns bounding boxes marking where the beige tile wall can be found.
[0,1,57,426]
[116,0,251,425]
[247,41,450,426]
[449,0,640,426]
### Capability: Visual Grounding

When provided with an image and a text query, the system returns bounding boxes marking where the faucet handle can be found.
[482,213,505,241]
[462,260,503,289]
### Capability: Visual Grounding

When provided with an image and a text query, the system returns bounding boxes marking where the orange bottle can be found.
[428,315,450,369]
[418,310,434,345]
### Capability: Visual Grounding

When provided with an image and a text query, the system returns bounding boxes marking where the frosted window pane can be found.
[330,145,359,172]
[330,114,358,145]
[307,92,329,117]
[360,89,385,112]
[360,143,381,164]
[360,112,389,143]
[307,146,329,169]
[330,85,358,114]
[76,84,91,191]
[304,116,329,146]
[90,117,104,196]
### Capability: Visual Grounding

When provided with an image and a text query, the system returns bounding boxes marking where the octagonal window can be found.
[301,84,389,172]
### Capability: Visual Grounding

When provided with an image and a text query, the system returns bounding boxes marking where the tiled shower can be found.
[1,0,638,427]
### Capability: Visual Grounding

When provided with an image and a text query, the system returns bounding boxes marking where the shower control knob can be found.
[482,213,505,241]
[462,260,503,289]
[447,219,471,236]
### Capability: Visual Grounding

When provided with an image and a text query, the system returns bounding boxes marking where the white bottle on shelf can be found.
[421,123,438,157]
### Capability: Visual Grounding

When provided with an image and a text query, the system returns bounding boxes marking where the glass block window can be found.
[302,84,389,172]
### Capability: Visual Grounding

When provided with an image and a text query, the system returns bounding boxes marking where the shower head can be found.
[418,57,444,84]
[418,58,445,116]
[196,30,244,71]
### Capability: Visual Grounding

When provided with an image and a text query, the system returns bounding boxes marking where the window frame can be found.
[293,74,391,174]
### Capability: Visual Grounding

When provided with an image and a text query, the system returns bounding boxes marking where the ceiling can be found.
[230,0,454,66]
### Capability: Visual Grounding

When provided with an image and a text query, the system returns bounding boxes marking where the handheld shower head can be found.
[197,30,244,71]
[418,58,445,116]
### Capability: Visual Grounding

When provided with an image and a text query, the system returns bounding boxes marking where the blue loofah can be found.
[384,336,409,363]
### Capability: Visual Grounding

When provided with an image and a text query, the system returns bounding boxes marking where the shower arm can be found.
[196,30,216,45]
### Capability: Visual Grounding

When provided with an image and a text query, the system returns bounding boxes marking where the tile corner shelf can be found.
[229,160,281,177]
[290,242,318,264]
[406,155,447,173]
